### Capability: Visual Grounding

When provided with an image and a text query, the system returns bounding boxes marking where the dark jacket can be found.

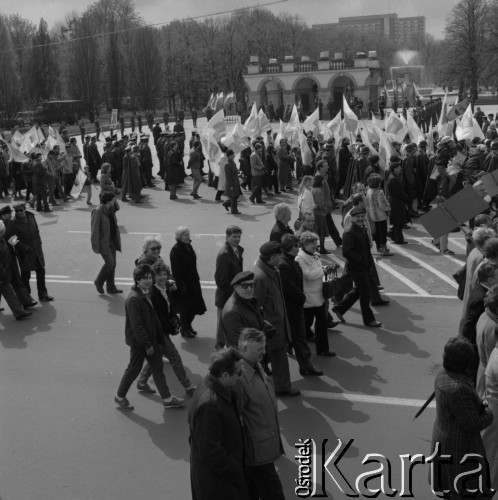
[386,171,409,226]
[5,211,45,271]
[214,242,244,308]
[430,370,493,493]
[90,205,121,254]
[170,241,207,316]
[460,282,488,343]
[220,293,265,347]
[269,221,294,243]
[224,158,241,198]
[149,284,179,336]
[124,286,164,350]
[188,375,249,500]
[167,150,184,185]
[342,223,371,273]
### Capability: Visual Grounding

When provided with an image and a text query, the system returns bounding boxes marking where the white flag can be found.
[303,107,319,135]
[406,110,425,144]
[257,109,271,134]
[220,123,251,155]
[343,96,358,133]
[385,110,407,142]
[203,109,226,141]
[455,104,474,141]
[298,129,313,167]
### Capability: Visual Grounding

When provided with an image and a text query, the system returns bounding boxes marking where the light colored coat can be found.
[365,187,390,222]
[295,249,325,308]
[298,187,315,215]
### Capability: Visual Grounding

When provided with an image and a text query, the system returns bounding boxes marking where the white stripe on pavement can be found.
[389,244,458,289]
[411,237,464,266]
[41,278,457,298]
[449,238,467,251]
[301,390,435,409]
[375,260,428,296]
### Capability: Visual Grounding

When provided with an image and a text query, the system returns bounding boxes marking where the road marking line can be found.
[411,237,464,266]
[449,238,467,251]
[375,260,428,295]
[301,390,435,409]
[41,279,457,298]
[389,244,458,289]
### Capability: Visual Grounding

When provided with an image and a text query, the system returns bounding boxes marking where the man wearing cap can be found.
[129,146,143,203]
[31,153,51,213]
[223,149,241,214]
[215,227,244,349]
[253,241,300,396]
[249,143,266,204]
[168,141,184,200]
[220,271,265,348]
[121,146,131,202]
[386,157,409,244]
[332,207,381,328]
[402,143,420,218]
[139,135,154,187]
[5,201,54,302]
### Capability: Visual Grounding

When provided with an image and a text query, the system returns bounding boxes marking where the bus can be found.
[34,100,86,125]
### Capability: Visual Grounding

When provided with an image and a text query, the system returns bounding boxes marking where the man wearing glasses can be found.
[5,201,54,302]
[90,192,122,295]
[188,347,250,500]
[220,271,265,348]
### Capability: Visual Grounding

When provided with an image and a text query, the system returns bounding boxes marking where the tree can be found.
[0,16,22,118]
[28,19,57,102]
[129,27,162,111]
[444,0,490,102]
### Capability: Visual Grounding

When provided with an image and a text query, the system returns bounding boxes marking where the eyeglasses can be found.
[238,283,254,290]
[14,208,25,213]
[148,246,161,252]
[231,370,243,377]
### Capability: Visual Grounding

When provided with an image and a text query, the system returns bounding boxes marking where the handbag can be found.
[452,263,466,301]
[322,266,340,300]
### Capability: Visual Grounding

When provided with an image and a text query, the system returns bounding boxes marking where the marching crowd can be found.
[4,103,498,498]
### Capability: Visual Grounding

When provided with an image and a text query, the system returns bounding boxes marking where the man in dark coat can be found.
[188,348,250,500]
[114,264,184,411]
[87,136,102,183]
[332,207,381,327]
[269,203,293,242]
[278,235,322,376]
[386,157,410,244]
[253,241,300,396]
[191,108,198,128]
[214,226,244,349]
[167,142,184,200]
[220,272,265,348]
[139,136,153,187]
[121,146,131,201]
[152,122,161,145]
[170,227,207,337]
[222,150,242,214]
[90,192,122,295]
[5,201,53,301]
[335,138,352,199]
[0,220,33,320]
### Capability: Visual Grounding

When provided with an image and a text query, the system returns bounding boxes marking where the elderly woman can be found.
[269,203,293,243]
[135,235,175,287]
[295,231,337,356]
[170,226,206,338]
[430,337,493,497]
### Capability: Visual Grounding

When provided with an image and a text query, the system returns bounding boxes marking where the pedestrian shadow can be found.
[0,315,37,348]
[120,409,190,462]
[375,300,425,335]
[37,215,61,225]
[169,199,195,204]
[329,333,373,363]
[179,335,213,365]
[74,207,94,212]
[99,295,126,317]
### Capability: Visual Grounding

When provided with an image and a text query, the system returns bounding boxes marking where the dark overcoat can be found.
[5,211,45,271]
[170,241,207,316]
[430,370,493,496]
[342,223,372,273]
[167,150,184,185]
[269,221,294,243]
[386,171,410,226]
[224,159,242,198]
[188,375,249,500]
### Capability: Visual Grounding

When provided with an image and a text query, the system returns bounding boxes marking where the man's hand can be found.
[146,347,154,356]
[8,235,18,247]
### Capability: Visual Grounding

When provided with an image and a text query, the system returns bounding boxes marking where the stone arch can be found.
[291,75,321,114]
[328,74,357,115]
[256,77,285,112]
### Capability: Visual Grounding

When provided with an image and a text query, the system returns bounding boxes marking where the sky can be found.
[2,0,455,38]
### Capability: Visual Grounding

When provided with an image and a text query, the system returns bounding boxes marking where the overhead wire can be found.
[0,0,288,55]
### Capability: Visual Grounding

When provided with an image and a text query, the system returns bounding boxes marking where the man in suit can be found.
[278,234,322,376]
[332,207,381,327]
[214,226,243,350]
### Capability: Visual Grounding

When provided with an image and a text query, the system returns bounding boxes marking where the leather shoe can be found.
[107,288,123,294]
[371,300,390,306]
[181,329,195,339]
[393,241,408,245]
[364,321,383,328]
[275,389,301,397]
[317,351,336,357]
[319,249,332,255]
[16,311,32,320]
[332,309,345,323]
[39,294,54,302]
[94,281,105,294]
[327,320,339,329]
[25,300,38,308]
[300,368,324,376]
